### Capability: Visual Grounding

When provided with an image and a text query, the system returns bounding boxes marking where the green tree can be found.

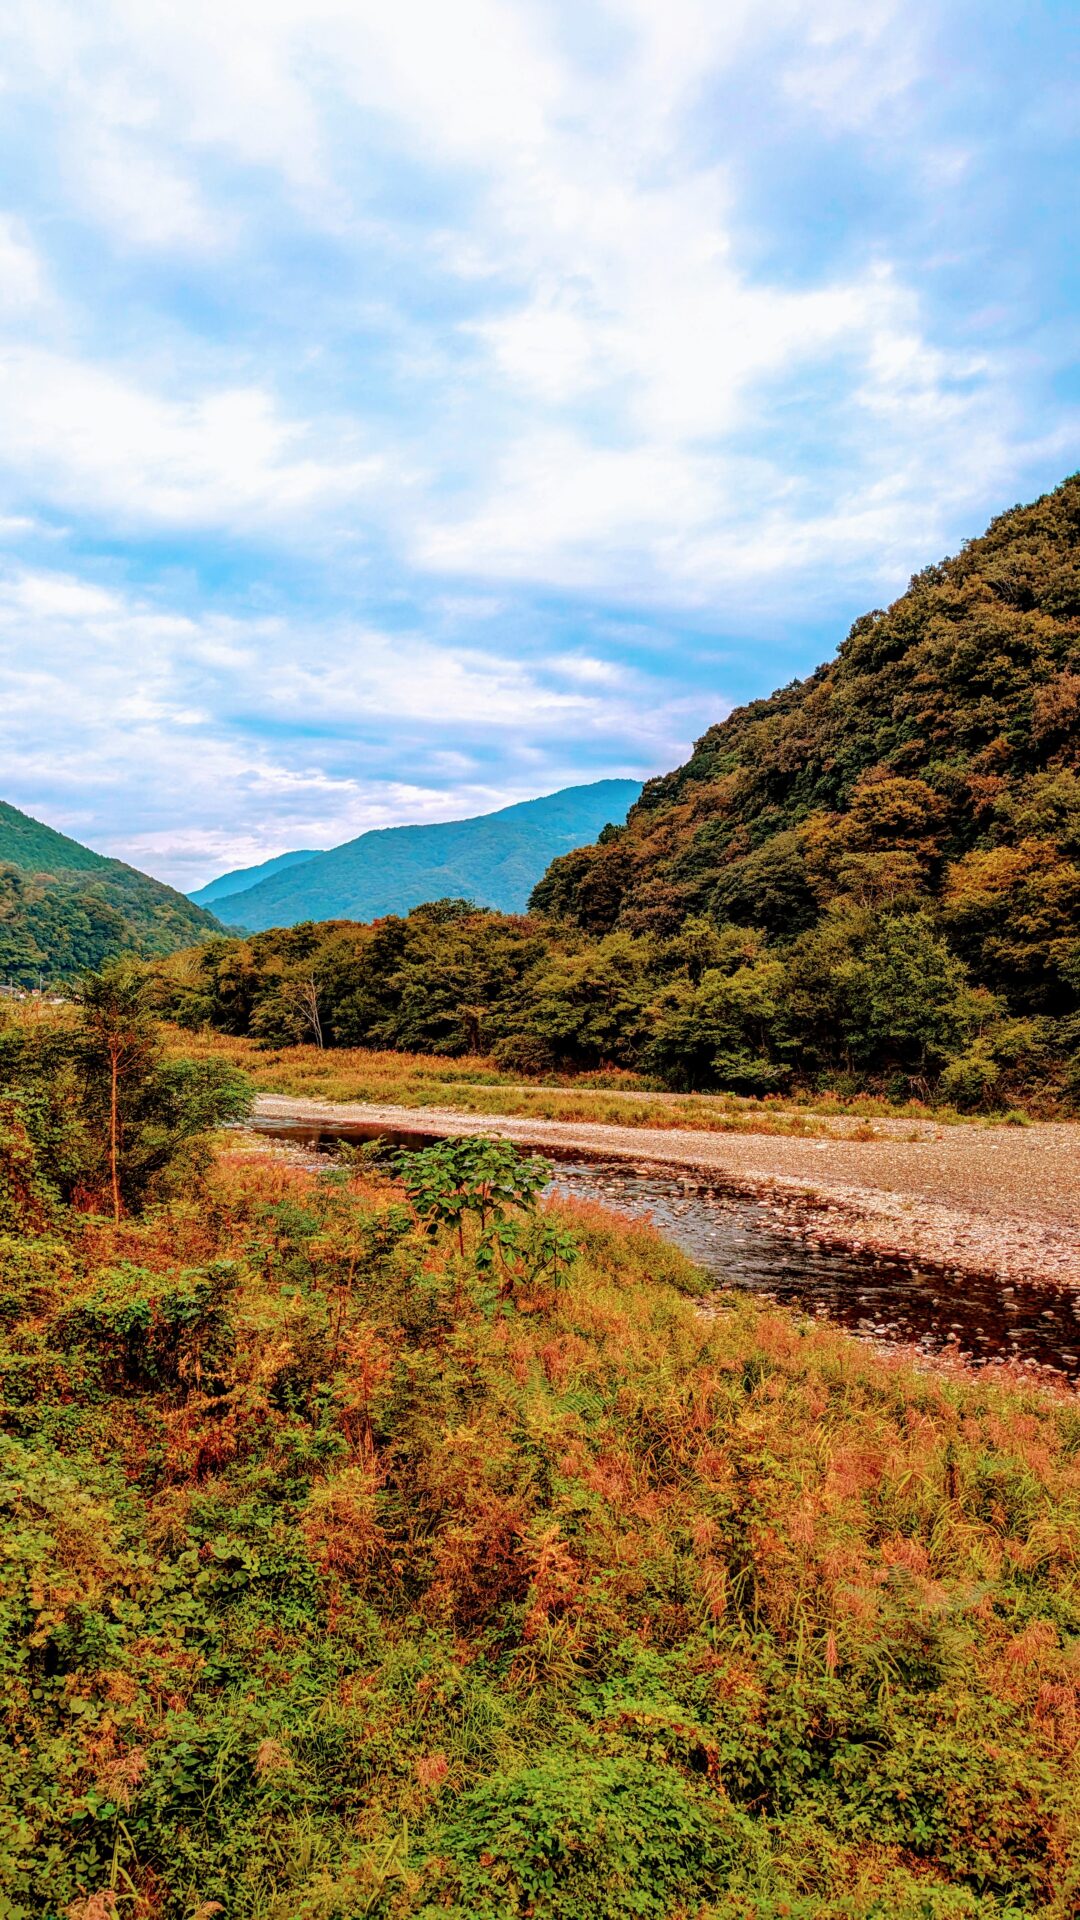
[647,928,787,1090]
[526,932,654,1068]
[73,963,252,1216]
[786,906,981,1083]
[79,960,160,1220]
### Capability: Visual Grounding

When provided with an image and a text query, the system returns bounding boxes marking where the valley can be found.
[4,10,1078,1911]
[3,473,1080,1919]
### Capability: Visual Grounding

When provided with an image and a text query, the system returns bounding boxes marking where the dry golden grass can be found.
[8,1127,1080,1914]
[164,1028,899,1138]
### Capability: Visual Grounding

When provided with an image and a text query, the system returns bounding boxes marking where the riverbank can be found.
[252,1092,1080,1291]
[169,1028,1014,1137]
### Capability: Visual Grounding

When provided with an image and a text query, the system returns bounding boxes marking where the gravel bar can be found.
[251,1094,1080,1292]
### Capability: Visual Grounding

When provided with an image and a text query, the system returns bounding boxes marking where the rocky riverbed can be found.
[250,1092,1080,1293]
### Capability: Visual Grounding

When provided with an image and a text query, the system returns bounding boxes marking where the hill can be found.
[163,480,1080,1109]
[0,798,222,985]
[525,477,1080,1078]
[204,780,643,931]
[0,798,114,876]
[533,480,1080,959]
[189,846,319,909]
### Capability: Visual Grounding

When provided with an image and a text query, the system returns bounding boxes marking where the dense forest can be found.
[0,800,222,986]
[160,478,1080,1111]
[4,980,1080,1916]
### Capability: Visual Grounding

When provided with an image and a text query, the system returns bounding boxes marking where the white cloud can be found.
[0,349,380,533]
[6,572,127,619]
[0,565,685,885]
[0,215,48,310]
[0,0,1056,602]
[780,0,926,129]
[77,133,228,253]
[0,0,1070,875]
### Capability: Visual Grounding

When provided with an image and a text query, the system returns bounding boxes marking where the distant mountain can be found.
[0,799,222,986]
[198,780,644,932]
[190,848,319,909]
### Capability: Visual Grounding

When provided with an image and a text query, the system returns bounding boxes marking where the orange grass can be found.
[5,1136,1080,1915]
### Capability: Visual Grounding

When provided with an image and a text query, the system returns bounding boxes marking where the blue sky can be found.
[0,0,1076,889]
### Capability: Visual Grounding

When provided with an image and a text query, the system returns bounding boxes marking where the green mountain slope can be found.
[210,780,643,931]
[0,799,222,985]
[190,847,319,909]
[0,799,113,875]
[532,477,1080,1019]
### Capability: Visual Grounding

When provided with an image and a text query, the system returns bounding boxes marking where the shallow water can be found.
[250,1118,1080,1384]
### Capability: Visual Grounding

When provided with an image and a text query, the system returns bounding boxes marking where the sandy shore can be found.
[250,1093,1080,1290]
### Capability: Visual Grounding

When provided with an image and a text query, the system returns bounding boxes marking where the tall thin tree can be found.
[79,962,157,1221]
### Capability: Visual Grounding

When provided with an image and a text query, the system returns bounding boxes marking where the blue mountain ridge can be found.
[190,848,319,908]
[191,780,643,932]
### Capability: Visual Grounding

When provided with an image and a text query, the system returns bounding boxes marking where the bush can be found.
[493,1033,557,1076]
[939,1041,1002,1110]
[427,1752,743,1918]
[0,967,252,1217]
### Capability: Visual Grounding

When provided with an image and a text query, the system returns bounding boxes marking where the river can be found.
[249,1117,1080,1385]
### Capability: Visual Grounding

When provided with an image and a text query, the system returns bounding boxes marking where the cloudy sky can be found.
[0,0,1076,889]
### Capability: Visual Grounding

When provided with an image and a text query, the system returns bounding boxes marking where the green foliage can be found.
[782,905,985,1079]
[55,1259,239,1389]
[3,1122,1080,1917]
[427,1751,742,1917]
[0,972,252,1216]
[646,929,787,1091]
[394,1135,576,1291]
[0,1098,58,1234]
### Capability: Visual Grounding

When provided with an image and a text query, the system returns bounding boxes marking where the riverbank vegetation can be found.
[155,878,1077,1116]
[156,480,1080,1115]
[3,990,1080,1916]
[165,1026,997,1138]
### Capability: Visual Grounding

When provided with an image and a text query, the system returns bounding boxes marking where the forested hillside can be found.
[0,800,114,875]
[535,478,1080,972]
[0,799,222,985]
[161,480,1080,1110]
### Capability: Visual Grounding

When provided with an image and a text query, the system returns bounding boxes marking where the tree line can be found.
[155,889,1077,1110]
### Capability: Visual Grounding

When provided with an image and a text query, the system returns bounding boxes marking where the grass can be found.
[4,1130,1080,1916]
[162,1029,986,1139]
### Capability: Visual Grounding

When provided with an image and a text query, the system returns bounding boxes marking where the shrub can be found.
[3,1121,1080,1915]
[425,1752,743,1918]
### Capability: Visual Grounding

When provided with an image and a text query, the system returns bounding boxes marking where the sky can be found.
[0,0,1076,891]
